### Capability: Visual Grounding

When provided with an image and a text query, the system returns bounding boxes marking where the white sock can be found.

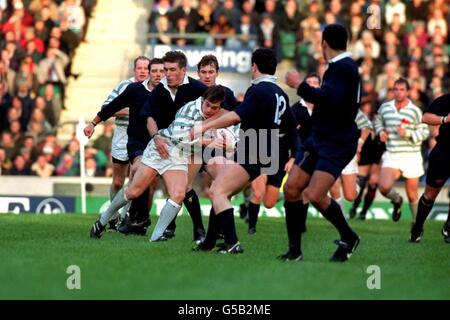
[150,199,181,241]
[119,202,131,220]
[385,189,401,203]
[99,187,129,226]
[409,202,418,224]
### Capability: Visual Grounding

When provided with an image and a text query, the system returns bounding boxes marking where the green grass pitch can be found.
[0,214,449,299]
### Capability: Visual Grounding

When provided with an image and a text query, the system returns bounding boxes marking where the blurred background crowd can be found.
[0,0,449,178]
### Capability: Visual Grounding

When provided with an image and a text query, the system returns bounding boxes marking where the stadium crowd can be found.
[0,0,449,179]
[0,0,97,176]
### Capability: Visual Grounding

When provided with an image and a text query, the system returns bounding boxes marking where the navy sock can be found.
[131,187,150,222]
[218,208,238,245]
[415,195,434,229]
[247,202,260,229]
[184,189,204,233]
[361,184,377,215]
[284,201,304,254]
[202,208,219,249]
[320,199,356,242]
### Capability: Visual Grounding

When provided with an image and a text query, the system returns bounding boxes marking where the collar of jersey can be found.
[195,97,205,119]
[328,51,352,63]
[161,75,189,91]
[142,78,153,92]
[251,75,277,85]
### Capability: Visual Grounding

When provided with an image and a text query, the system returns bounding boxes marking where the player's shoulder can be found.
[378,100,394,111]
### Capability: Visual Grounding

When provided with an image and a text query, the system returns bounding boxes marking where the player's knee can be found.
[378,184,390,196]
[125,188,139,201]
[304,188,323,206]
[283,183,297,201]
[251,191,264,204]
[169,189,185,204]
[112,179,125,192]
[343,190,357,201]
[264,199,277,209]
[407,193,418,203]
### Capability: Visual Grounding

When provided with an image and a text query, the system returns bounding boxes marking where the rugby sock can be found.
[166,218,177,232]
[150,199,181,241]
[409,201,418,224]
[361,184,377,216]
[299,201,309,233]
[351,176,368,214]
[284,200,304,254]
[119,202,131,220]
[109,186,117,202]
[320,199,356,242]
[109,186,120,220]
[415,195,434,229]
[100,187,129,226]
[385,189,402,204]
[336,196,346,216]
[218,208,238,245]
[133,187,150,223]
[184,189,205,233]
[247,202,260,230]
[202,208,219,249]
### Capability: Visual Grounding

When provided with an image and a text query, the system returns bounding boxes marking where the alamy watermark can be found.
[366,265,381,290]
[66,265,81,290]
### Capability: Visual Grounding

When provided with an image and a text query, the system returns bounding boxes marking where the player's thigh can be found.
[404,177,419,202]
[303,170,336,204]
[341,173,358,201]
[263,184,281,208]
[187,161,202,191]
[283,165,311,200]
[127,164,158,199]
[251,175,267,204]
[210,162,250,198]
[379,167,401,193]
[162,170,188,203]
[329,178,341,199]
[369,164,381,185]
[358,165,370,177]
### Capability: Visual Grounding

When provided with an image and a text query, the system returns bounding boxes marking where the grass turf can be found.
[0,214,449,300]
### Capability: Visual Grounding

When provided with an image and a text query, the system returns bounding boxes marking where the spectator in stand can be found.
[31,153,54,177]
[58,0,86,40]
[210,13,236,47]
[407,0,428,23]
[257,13,281,61]
[148,0,172,31]
[85,156,103,177]
[92,121,113,157]
[151,15,172,45]
[55,152,77,176]
[0,131,17,160]
[0,146,13,175]
[34,95,55,127]
[240,0,260,26]
[21,134,39,163]
[353,30,380,60]
[43,82,62,122]
[173,16,194,47]
[29,0,60,22]
[236,13,257,48]
[37,48,69,103]
[26,108,53,136]
[427,9,448,39]
[170,0,200,32]
[9,153,31,175]
[385,0,406,26]
[197,0,214,32]
[278,0,301,33]
[213,0,240,31]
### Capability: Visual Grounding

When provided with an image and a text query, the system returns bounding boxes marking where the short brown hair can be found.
[163,51,187,68]
[197,55,219,72]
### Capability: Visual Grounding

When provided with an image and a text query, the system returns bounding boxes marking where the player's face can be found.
[305,76,320,88]
[164,62,186,87]
[134,59,150,82]
[198,64,218,87]
[393,83,409,102]
[149,63,165,87]
[201,99,221,118]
